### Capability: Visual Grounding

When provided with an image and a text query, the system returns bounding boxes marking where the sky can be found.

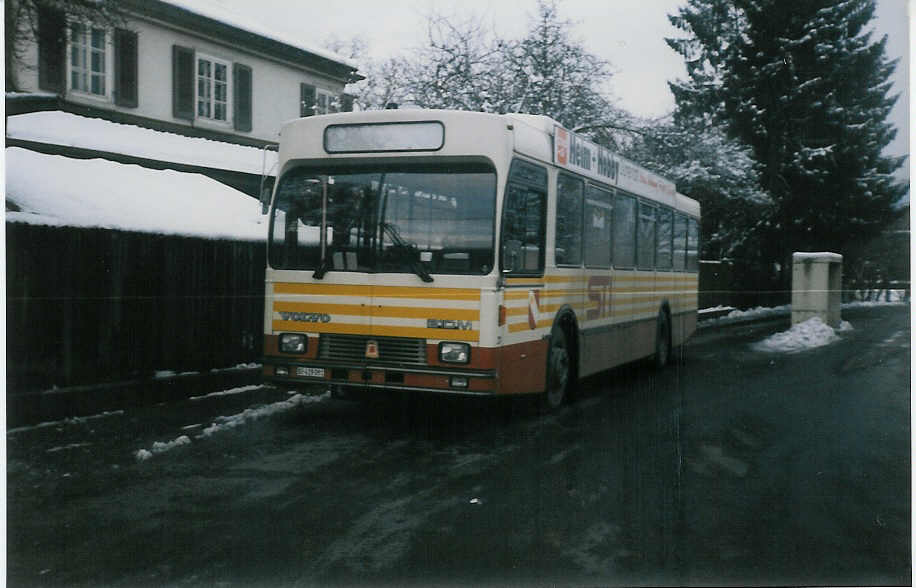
[215,0,910,163]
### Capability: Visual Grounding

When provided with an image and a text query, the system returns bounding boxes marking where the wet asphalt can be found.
[7,304,910,586]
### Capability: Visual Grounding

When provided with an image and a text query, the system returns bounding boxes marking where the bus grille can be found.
[318,334,427,366]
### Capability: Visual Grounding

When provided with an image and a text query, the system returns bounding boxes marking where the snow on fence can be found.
[6,223,266,392]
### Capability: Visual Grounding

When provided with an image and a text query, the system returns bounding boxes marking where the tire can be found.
[542,325,571,411]
[654,310,671,370]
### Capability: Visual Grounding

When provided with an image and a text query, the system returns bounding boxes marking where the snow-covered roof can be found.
[5,147,268,241]
[159,0,358,70]
[6,111,278,176]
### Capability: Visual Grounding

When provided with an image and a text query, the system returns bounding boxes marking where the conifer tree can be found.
[668,0,907,285]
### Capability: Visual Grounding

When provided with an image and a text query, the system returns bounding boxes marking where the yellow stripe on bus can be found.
[272,320,479,341]
[273,283,480,301]
[273,301,479,321]
[543,275,588,284]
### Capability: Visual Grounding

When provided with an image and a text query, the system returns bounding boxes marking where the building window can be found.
[70,23,109,97]
[197,55,230,122]
[301,84,341,117]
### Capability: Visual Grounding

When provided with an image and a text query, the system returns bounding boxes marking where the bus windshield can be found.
[268,163,496,276]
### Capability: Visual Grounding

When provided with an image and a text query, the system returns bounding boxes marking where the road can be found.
[7,304,910,586]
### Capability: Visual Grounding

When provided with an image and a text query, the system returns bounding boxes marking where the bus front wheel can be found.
[542,325,570,410]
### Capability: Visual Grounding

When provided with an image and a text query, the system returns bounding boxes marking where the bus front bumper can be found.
[262,360,499,396]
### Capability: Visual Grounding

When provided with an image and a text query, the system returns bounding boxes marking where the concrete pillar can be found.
[792,252,843,327]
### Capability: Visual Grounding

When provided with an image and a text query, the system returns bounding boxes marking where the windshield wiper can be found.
[381,222,433,283]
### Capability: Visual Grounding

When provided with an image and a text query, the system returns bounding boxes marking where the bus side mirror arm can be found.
[259,184,271,215]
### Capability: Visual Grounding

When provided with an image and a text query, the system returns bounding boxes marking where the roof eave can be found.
[123,0,360,83]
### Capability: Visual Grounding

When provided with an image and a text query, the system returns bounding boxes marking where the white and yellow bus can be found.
[262,109,699,409]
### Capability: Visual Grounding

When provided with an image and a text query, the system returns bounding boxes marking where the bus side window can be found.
[687,218,699,271]
[656,208,674,269]
[673,214,688,270]
[637,202,657,269]
[613,193,636,268]
[556,173,583,266]
[584,185,612,268]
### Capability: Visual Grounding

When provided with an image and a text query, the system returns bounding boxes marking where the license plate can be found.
[296,367,325,378]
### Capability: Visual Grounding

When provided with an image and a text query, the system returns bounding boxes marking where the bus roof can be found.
[279,109,699,215]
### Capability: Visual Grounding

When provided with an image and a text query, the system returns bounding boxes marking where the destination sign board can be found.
[553,125,676,203]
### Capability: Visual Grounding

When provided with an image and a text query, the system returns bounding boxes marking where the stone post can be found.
[791,252,843,327]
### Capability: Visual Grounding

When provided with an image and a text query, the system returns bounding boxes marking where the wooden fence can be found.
[6,223,266,392]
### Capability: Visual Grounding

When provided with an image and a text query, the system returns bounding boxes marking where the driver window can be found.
[501,160,546,275]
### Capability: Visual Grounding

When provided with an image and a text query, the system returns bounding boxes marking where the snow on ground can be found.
[5,147,268,240]
[6,111,278,175]
[752,317,853,353]
[700,304,791,327]
[210,363,262,373]
[7,410,125,436]
[700,294,907,328]
[134,435,192,462]
[198,392,330,438]
[46,442,93,454]
[133,391,330,461]
[154,370,200,380]
[189,384,263,401]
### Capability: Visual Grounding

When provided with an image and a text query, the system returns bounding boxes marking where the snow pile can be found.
[134,435,192,461]
[199,392,329,437]
[700,304,791,327]
[133,391,329,461]
[752,317,852,353]
[6,111,278,174]
[5,147,268,240]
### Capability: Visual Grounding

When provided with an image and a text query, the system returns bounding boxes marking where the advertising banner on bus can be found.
[553,125,676,203]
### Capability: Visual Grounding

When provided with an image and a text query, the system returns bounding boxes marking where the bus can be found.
[262,109,699,409]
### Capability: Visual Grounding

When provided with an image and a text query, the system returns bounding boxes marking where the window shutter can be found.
[172,45,195,120]
[114,29,139,108]
[340,94,354,112]
[37,6,66,92]
[300,83,316,117]
[233,62,253,132]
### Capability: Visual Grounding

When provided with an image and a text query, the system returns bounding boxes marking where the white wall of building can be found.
[12,13,348,144]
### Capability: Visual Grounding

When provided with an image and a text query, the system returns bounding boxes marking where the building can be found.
[6,0,363,196]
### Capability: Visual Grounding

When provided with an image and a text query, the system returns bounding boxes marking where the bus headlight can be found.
[279,333,307,353]
[439,342,470,364]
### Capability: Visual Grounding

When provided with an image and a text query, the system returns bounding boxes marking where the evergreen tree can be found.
[622,119,769,261]
[668,0,907,286]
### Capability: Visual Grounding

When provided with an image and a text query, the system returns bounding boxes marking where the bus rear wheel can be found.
[542,325,570,411]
